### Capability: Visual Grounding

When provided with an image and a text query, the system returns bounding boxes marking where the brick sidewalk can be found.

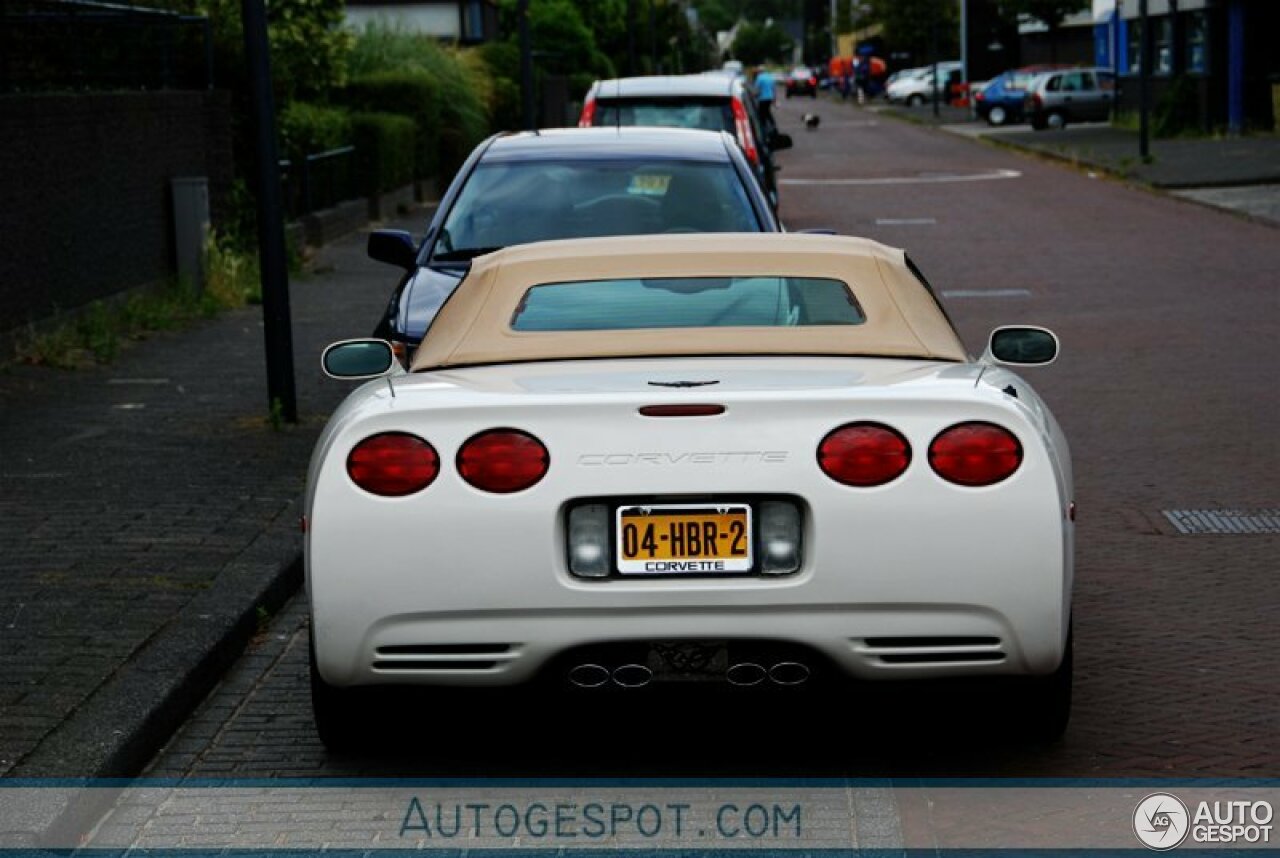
[0,212,424,776]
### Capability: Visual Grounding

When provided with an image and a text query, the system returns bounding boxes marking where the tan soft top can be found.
[409,233,967,371]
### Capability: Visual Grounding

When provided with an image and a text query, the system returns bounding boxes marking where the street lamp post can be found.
[240,0,296,424]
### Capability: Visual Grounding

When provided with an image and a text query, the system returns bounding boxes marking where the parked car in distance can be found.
[974,65,1072,126]
[310,232,1075,750]
[886,61,961,106]
[1024,67,1117,130]
[580,75,791,211]
[785,66,819,97]
[369,127,780,361]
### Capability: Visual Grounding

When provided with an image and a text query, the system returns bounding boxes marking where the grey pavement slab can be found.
[0,207,432,779]
[1172,184,1280,226]
[986,126,1280,189]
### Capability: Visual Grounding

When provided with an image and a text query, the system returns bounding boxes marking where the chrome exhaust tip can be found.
[612,663,653,688]
[769,661,810,686]
[568,663,611,688]
[725,662,768,687]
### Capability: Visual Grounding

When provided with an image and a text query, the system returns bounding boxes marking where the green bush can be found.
[351,112,416,195]
[343,72,443,178]
[348,23,491,181]
[278,101,352,162]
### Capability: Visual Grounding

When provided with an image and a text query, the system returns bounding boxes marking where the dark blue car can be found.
[974,66,1067,126]
[367,127,781,360]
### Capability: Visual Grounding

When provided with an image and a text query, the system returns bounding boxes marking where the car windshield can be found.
[590,97,734,134]
[433,158,760,262]
[510,276,865,331]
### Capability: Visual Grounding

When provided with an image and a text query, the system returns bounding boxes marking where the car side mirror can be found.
[983,326,1059,366]
[769,131,793,151]
[367,230,418,270]
[322,339,397,379]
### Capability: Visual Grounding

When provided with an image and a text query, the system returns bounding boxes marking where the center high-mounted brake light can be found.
[730,96,760,165]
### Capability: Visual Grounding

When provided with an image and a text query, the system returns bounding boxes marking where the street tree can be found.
[864,0,957,66]
[730,19,794,64]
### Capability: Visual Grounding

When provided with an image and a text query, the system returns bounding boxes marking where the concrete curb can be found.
[3,502,303,840]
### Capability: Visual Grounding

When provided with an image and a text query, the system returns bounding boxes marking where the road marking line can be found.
[781,168,1021,186]
[875,218,937,225]
[108,378,170,385]
[942,289,1032,298]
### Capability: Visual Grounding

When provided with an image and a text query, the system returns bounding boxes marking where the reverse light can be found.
[457,429,550,493]
[817,423,911,487]
[730,96,760,165]
[928,422,1023,486]
[579,94,596,127]
[347,432,439,496]
[759,500,802,574]
[568,503,609,577]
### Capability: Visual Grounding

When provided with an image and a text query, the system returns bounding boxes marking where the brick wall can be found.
[0,91,233,333]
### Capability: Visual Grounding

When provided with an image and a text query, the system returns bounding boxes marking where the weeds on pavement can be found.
[14,231,261,369]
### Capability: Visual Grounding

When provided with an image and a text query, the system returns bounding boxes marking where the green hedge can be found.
[343,72,443,179]
[278,101,352,162]
[350,112,416,195]
[346,25,492,183]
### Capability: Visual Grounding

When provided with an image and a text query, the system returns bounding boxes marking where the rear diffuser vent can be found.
[373,643,517,672]
[857,636,1005,666]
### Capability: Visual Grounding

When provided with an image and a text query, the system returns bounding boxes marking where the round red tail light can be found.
[929,422,1023,486]
[817,422,911,487]
[347,432,439,496]
[457,429,549,493]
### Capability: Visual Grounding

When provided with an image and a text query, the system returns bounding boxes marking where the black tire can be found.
[907,93,924,107]
[1030,114,1048,131]
[310,636,375,752]
[987,105,1008,126]
[1046,110,1067,131]
[1008,624,1073,743]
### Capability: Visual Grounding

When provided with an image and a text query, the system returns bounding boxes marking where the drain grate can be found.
[1162,509,1280,535]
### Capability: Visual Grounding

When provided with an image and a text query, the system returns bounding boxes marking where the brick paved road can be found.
[142,98,1278,780]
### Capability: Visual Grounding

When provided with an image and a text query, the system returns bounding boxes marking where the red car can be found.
[785,66,818,98]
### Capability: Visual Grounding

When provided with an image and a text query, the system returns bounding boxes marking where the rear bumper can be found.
[313,596,1068,688]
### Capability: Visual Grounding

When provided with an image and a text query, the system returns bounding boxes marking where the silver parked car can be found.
[1024,67,1117,130]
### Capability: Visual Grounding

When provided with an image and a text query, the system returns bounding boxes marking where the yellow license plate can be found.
[616,504,753,574]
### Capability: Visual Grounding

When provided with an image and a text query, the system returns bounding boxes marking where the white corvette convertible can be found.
[306,233,1073,746]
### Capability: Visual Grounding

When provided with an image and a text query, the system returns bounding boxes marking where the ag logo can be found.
[1134,793,1190,850]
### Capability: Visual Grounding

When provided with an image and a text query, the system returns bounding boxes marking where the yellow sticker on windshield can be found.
[628,174,671,196]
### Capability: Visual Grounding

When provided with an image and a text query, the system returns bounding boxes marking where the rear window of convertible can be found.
[510,277,866,331]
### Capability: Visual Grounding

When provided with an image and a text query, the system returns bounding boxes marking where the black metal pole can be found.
[930,18,939,118]
[240,0,297,423]
[1138,0,1150,159]
[627,0,637,75]
[649,0,657,73]
[518,0,534,130]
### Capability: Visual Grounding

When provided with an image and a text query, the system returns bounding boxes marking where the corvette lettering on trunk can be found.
[578,452,789,466]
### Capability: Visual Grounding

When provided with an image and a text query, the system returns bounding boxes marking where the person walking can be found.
[754,66,777,136]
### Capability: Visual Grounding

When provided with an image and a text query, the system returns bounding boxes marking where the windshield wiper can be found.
[431,246,505,263]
